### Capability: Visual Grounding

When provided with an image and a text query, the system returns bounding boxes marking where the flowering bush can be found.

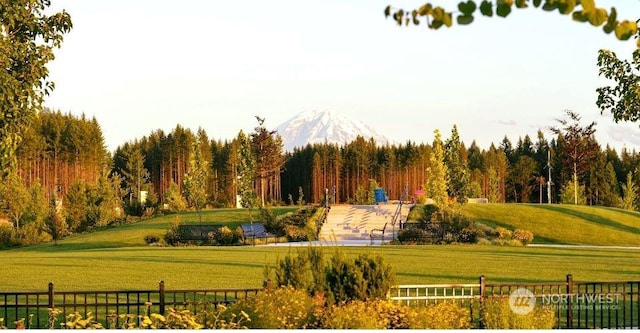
[229,286,323,329]
[322,299,472,329]
[322,300,396,329]
[408,301,472,329]
[29,296,476,329]
[62,311,104,329]
[213,226,241,245]
[483,297,556,329]
[512,229,534,245]
[197,303,250,329]
[495,227,513,240]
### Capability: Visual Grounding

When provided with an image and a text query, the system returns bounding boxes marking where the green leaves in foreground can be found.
[0,0,72,179]
[384,0,639,48]
[596,49,640,124]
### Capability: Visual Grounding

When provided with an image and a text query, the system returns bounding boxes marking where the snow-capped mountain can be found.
[275,110,389,151]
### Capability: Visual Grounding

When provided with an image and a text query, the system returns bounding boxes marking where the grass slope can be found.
[55,207,298,249]
[461,204,640,246]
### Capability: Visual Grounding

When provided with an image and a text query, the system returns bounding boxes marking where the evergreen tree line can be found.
[283,112,639,209]
[2,110,640,247]
[289,127,639,209]
[1,110,119,246]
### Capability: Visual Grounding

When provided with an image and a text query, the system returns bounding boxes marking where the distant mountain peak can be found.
[275,110,389,151]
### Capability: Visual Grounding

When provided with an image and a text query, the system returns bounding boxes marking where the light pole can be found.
[546,150,553,204]
[325,188,329,209]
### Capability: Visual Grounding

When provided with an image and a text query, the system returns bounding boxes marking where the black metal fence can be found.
[3,276,639,329]
[0,282,260,329]
[390,275,640,329]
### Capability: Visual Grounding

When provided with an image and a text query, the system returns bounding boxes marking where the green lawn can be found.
[1,205,639,292]
[2,244,639,291]
[461,204,640,246]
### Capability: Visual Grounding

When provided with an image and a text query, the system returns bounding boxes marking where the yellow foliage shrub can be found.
[483,297,556,329]
[230,286,324,329]
[322,299,472,329]
[408,301,473,329]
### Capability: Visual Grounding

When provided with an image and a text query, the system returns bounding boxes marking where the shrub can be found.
[148,308,203,329]
[278,209,313,227]
[62,312,104,329]
[164,219,183,246]
[458,226,479,243]
[483,297,556,329]
[476,237,492,245]
[507,239,524,246]
[269,247,395,304]
[407,204,440,222]
[144,234,160,245]
[495,227,513,240]
[475,223,498,239]
[259,207,280,234]
[230,286,323,329]
[273,247,325,296]
[274,206,319,241]
[325,252,395,303]
[322,300,397,329]
[197,303,250,329]
[397,228,431,244]
[422,204,440,220]
[491,239,509,246]
[284,225,308,242]
[513,229,534,245]
[408,301,473,329]
[0,225,15,248]
[13,223,50,246]
[214,226,240,245]
[322,299,471,329]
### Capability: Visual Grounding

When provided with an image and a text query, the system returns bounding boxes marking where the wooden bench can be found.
[369,222,388,244]
[240,223,277,244]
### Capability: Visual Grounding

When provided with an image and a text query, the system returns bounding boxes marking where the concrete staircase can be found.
[318,203,412,244]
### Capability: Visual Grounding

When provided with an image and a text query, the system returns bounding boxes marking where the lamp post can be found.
[325,188,329,209]
[333,185,336,204]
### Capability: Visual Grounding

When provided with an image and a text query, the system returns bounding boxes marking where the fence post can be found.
[159,281,165,315]
[479,275,486,329]
[636,282,640,330]
[566,274,573,329]
[48,282,54,309]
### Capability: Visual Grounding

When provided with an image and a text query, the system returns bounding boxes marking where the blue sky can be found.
[44,1,640,153]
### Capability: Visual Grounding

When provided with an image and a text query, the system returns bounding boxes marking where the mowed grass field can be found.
[461,204,640,246]
[0,205,639,291]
